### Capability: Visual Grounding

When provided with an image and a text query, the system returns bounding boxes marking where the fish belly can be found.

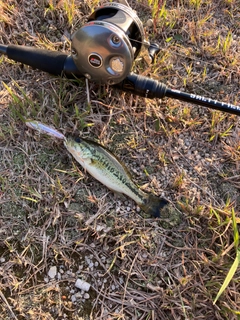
[84,162,145,205]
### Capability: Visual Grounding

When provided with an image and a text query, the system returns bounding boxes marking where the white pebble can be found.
[83,293,90,299]
[48,266,57,279]
[75,279,91,292]
[75,292,82,298]
[146,19,153,27]
[119,277,124,284]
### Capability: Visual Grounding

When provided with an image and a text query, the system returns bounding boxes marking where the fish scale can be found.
[66,138,145,203]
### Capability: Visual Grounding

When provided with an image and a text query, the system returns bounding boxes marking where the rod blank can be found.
[0,44,7,55]
[165,88,240,116]
[118,74,240,116]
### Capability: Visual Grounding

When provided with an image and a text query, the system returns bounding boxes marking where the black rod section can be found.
[1,44,82,78]
[6,45,69,75]
[116,73,167,99]
[165,88,240,116]
[118,74,240,116]
[0,44,7,55]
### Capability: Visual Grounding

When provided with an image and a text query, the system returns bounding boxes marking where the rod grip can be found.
[7,45,68,76]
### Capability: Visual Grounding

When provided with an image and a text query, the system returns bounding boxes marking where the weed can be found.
[189,0,202,10]
[209,111,234,142]
[44,0,77,25]
[214,209,240,305]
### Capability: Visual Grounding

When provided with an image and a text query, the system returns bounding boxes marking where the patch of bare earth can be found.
[0,0,239,319]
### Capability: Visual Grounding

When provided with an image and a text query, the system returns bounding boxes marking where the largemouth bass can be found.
[26,120,169,218]
[64,137,168,217]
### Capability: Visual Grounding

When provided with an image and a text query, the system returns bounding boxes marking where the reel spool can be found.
[71,2,148,84]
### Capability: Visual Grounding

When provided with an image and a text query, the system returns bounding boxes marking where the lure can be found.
[25,120,66,140]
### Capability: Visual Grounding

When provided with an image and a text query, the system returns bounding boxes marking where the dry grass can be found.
[0,0,240,319]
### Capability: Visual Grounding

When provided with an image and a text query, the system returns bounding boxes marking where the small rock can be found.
[75,292,82,298]
[48,266,57,279]
[75,279,91,292]
[146,19,153,27]
[83,293,90,299]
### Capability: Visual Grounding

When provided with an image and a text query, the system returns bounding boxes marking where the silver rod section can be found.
[0,44,7,55]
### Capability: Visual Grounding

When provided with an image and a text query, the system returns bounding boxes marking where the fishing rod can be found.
[0,2,239,116]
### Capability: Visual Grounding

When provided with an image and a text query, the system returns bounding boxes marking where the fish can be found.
[25,120,66,140]
[25,120,169,217]
[64,137,169,217]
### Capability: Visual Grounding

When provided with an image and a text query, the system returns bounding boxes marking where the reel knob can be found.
[71,2,148,84]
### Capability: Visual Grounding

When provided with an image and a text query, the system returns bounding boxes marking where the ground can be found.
[0,0,240,319]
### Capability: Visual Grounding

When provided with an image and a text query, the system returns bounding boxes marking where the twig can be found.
[0,289,18,320]
[85,201,112,226]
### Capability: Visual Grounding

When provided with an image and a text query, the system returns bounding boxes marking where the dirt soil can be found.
[0,0,240,319]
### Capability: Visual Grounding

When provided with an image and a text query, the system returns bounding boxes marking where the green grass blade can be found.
[213,209,240,305]
[213,249,240,305]
[232,208,239,250]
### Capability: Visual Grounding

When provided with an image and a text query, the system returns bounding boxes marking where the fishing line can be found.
[128,36,240,78]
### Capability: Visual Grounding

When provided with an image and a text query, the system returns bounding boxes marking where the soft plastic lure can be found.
[25,120,66,140]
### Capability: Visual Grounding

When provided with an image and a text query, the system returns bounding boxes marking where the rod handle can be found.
[7,45,68,76]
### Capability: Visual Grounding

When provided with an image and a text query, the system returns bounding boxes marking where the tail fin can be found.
[140,194,169,218]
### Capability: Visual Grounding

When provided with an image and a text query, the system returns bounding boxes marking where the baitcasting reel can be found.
[71,2,149,84]
[0,2,239,115]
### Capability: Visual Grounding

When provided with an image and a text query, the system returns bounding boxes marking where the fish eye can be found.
[74,137,82,143]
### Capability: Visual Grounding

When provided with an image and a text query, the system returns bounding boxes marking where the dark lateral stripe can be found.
[80,142,144,202]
